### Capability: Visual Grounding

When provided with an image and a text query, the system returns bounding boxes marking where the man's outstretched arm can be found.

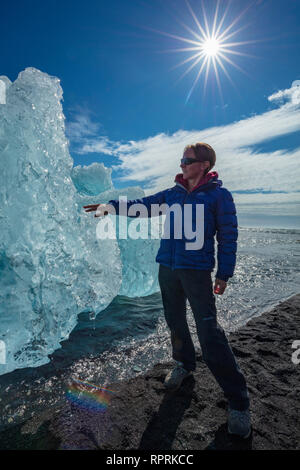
[83,189,167,218]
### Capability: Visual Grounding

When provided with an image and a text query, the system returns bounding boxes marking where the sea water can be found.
[0,226,299,431]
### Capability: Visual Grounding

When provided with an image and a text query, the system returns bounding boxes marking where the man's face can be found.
[180,148,209,180]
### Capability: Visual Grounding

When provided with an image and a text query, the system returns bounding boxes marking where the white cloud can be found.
[66,111,100,143]
[66,109,119,156]
[69,83,300,216]
[268,81,300,106]
[79,138,118,156]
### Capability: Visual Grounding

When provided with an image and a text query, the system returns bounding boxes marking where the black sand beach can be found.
[1,293,299,450]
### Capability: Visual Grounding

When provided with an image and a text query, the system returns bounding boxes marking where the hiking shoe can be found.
[228,407,252,439]
[164,363,192,391]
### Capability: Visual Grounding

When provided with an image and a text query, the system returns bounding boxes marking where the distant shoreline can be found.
[237,214,300,231]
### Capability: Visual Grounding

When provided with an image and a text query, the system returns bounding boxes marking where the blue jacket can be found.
[108,171,238,282]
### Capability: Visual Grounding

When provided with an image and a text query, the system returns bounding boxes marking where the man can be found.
[83,142,251,439]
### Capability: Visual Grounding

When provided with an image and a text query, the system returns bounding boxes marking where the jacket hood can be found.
[174,170,222,192]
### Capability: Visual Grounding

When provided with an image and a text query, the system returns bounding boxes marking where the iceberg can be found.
[0,68,160,375]
[71,162,113,196]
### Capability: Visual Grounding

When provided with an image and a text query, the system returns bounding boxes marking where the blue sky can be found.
[1,0,300,228]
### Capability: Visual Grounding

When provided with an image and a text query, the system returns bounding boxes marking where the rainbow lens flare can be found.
[65,378,115,412]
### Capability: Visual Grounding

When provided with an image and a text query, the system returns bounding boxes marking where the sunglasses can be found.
[180,157,201,166]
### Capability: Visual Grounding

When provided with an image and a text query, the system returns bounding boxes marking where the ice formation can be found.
[0,68,160,375]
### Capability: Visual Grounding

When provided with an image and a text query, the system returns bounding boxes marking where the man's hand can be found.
[83,203,114,218]
[214,278,227,295]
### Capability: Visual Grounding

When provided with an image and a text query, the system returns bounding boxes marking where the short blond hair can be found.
[184,142,216,174]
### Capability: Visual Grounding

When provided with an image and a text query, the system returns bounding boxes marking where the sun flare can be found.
[149,0,259,103]
[202,38,220,57]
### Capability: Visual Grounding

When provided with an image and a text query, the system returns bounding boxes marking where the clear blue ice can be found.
[0,68,160,375]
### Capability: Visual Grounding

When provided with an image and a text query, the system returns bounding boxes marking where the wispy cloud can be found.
[66,108,118,156]
[268,81,300,106]
[66,107,100,143]
[69,83,300,216]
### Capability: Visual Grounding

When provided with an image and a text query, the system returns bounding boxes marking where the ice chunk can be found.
[79,184,162,296]
[0,67,161,375]
[71,162,113,195]
[0,68,123,374]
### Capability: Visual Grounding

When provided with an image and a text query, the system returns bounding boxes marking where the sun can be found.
[202,37,220,57]
[146,0,260,103]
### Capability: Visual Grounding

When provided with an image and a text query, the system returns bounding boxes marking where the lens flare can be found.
[65,378,115,412]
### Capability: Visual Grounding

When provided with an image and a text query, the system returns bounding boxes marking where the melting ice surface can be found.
[0,68,160,375]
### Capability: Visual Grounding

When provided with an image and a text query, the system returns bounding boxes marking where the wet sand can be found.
[1,293,300,450]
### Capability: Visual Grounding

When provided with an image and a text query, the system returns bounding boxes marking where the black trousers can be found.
[158,264,250,411]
